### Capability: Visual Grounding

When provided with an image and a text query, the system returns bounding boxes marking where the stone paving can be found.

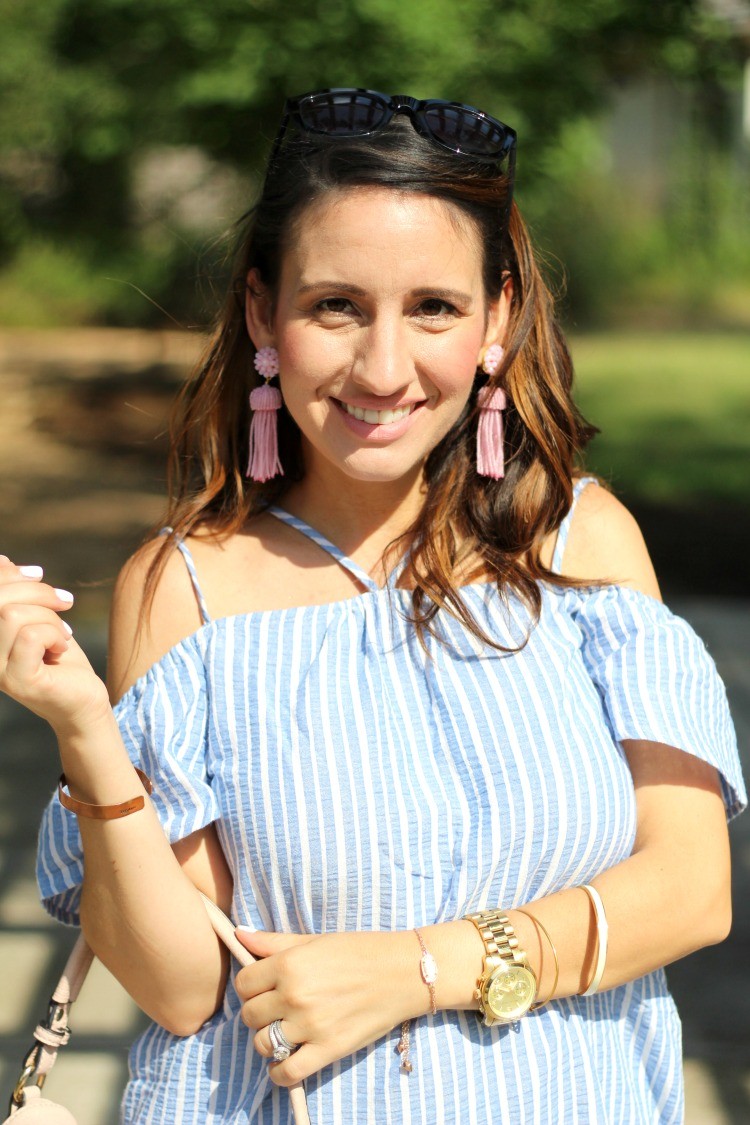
[0,332,748,1122]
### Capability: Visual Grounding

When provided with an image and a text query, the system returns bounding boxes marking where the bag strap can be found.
[8,894,310,1124]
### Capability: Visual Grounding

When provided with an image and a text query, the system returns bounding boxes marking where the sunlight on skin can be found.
[245,185,511,542]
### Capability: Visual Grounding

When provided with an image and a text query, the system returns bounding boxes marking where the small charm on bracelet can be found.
[396,1020,413,1073]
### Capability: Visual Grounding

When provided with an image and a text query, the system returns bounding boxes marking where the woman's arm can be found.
[234,744,729,1087]
[76,543,234,1035]
[70,712,231,1036]
[424,740,730,1010]
[0,548,232,1035]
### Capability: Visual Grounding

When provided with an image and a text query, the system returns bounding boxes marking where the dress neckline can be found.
[266,505,410,594]
[112,579,669,717]
[266,477,598,592]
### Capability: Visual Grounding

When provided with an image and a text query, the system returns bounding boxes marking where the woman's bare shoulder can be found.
[108,536,206,701]
[107,515,292,699]
[108,523,263,701]
[559,481,662,600]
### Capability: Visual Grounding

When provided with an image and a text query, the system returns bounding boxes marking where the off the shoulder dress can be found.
[37,479,746,1123]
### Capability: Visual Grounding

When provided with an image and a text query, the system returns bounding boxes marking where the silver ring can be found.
[269,1019,298,1062]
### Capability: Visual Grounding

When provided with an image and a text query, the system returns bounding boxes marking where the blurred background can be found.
[0,0,748,1121]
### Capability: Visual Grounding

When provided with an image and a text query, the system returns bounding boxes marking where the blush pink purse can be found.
[5,894,310,1124]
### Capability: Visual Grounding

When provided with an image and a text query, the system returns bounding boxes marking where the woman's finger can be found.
[234,948,282,1002]
[253,1019,303,1059]
[0,561,44,583]
[234,929,310,957]
[0,601,73,632]
[0,559,75,613]
[0,603,72,664]
[0,578,74,612]
[241,991,289,1032]
[5,621,71,683]
[266,1042,331,1089]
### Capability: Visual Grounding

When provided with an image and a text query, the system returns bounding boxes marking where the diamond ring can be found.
[269,1019,298,1062]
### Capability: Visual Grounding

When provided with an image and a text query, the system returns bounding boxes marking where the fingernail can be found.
[54,588,75,602]
[62,622,74,636]
[235,925,257,934]
[20,565,44,579]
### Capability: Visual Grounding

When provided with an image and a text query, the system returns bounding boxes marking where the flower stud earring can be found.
[476,343,507,479]
[247,346,283,482]
[481,344,504,377]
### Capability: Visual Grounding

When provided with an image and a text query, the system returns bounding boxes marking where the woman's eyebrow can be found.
[297,280,367,295]
[297,281,472,304]
[410,287,472,304]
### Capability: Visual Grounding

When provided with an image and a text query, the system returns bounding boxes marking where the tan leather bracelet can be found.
[58,767,152,819]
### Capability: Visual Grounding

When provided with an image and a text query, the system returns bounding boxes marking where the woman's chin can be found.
[304,444,426,488]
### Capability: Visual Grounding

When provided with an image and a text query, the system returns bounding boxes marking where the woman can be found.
[3,90,745,1122]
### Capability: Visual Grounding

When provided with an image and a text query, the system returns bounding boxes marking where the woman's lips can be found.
[332,397,425,439]
[342,402,413,424]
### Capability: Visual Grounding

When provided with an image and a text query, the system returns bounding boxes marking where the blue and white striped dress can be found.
[37,479,745,1124]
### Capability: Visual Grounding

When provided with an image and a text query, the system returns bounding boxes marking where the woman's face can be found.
[246,185,511,487]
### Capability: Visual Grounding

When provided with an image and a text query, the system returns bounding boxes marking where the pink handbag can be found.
[5,894,310,1123]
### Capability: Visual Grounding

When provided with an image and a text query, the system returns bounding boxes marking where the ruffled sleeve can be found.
[572,585,746,821]
[36,634,220,926]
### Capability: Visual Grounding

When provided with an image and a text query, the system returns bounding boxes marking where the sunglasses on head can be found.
[270,87,517,172]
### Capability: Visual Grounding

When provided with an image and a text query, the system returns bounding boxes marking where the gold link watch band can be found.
[464,908,537,1026]
[465,908,526,967]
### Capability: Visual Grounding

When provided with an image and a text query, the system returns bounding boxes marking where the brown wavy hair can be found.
[146,117,596,649]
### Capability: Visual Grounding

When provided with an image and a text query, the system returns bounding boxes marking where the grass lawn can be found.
[570,332,750,507]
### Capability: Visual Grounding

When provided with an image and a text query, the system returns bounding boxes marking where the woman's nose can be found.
[352,318,412,397]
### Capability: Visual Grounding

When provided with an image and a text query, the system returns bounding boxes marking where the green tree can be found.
[0,0,741,324]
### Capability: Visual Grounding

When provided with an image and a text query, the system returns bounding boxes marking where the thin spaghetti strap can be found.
[160,527,212,625]
[267,506,380,593]
[550,476,599,576]
[385,550,411,592]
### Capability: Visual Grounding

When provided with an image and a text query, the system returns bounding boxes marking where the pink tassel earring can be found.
[476,343,507,479]
[247,346,283,482]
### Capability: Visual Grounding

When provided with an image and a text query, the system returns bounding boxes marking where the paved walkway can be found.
[1,604,748,1123]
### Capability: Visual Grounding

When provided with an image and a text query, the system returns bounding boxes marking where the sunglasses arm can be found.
[503,144,517,231]
[268,108,292,171]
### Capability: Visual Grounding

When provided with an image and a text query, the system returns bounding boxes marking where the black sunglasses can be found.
[270,87,517,172]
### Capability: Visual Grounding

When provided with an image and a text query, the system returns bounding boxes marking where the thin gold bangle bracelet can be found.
[515,909,560,1010]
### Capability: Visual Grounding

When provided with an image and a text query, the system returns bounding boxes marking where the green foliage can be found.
[0,0,744,324]
[573,332,750,503]
[522,112,750,329]
[0,241,108,326]
[0,235,222,327]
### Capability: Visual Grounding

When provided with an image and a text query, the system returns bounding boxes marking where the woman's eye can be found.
[315,297,354,316]
[417,299,457,318]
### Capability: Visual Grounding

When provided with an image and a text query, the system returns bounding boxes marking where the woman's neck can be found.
[280,463,427,575]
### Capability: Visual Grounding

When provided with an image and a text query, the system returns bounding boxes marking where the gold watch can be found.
[464,908,538,1026]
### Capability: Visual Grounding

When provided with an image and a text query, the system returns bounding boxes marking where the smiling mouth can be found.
[337,401,417,425]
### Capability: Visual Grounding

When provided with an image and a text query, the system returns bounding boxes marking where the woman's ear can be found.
[481,273,514,355]
[244,269,275,350]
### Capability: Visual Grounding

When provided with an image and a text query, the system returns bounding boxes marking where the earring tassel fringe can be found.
[247,384,283,482]
[476,386,506,479]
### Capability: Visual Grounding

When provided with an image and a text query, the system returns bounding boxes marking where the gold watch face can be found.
[486,965,536,1021]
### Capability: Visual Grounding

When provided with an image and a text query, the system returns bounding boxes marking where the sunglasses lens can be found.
[298,91,390,136]
[422,104,511,158]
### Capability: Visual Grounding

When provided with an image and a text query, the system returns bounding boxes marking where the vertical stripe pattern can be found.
[36,483,745,1123]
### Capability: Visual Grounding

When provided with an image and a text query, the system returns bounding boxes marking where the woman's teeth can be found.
[342,403,413,425]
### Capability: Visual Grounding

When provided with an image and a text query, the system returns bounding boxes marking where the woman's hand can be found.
[234,927,426,1086]
[0,556,110,736]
